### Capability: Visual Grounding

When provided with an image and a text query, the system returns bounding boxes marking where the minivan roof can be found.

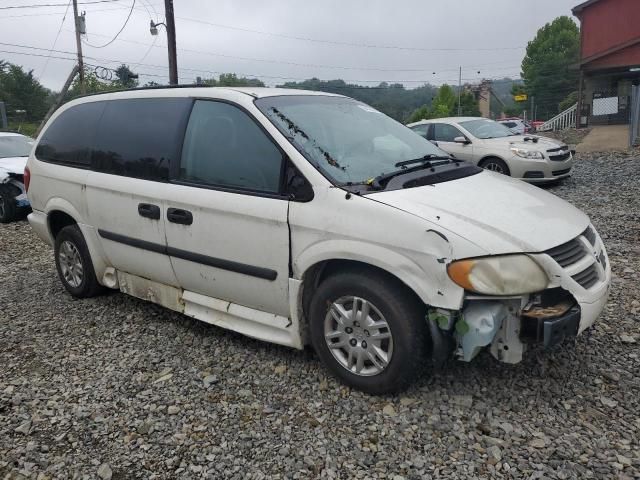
[78,86,345,100]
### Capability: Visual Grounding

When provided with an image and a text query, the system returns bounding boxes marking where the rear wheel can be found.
[54,224,104,298]
[480,157,510,176]
[0,185,18,223]
[309,268,427,394]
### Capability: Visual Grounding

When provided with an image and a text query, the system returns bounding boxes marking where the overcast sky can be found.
[1,0,580,91]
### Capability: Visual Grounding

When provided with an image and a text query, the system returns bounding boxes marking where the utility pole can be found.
[457,66,462,116]
[164,0,178,85]
[530,95,535,121]
[72,0,85,94]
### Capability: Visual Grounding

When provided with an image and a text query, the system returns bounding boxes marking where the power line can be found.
[39,0,71,77]
[174,16,526,53]
[82,0,136,48]
[75,30,526,74]
[0,0,120,10]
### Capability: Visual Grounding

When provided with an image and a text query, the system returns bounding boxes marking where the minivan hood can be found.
[0,156,27,180]
[368,170,588,255]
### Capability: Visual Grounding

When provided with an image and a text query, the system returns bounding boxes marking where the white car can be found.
[26,88,609,394]
[498,118,527,135]
[0,132,33,223]
[407,117,573,183]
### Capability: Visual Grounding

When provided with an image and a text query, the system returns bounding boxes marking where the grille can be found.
[572,264,599,289]
[547,146,571,161]
[546,239,586,267]
[598,251,607,270]
[552,168,571,176]
[524,171,545,178]
[583,226,596,245]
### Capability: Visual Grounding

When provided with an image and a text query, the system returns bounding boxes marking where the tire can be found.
[480,157,510,176]
[309,268,428,394]
[54,224,104,298]
[0,185,18,223]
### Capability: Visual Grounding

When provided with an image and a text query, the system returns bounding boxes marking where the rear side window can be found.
[410,124,429,139]
[177,100,283,194]
[35,101,105,167]
[91,98,191,181]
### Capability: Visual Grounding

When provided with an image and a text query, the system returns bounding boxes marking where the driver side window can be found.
[433,123,464,143]
[178,100,283,194]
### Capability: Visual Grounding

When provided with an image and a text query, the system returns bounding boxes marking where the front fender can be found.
[293,238,464,310]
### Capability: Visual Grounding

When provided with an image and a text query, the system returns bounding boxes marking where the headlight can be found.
[447,255,548,295]
[510,147,544,159]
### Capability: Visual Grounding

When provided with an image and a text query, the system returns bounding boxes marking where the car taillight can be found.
[24,166,31,192]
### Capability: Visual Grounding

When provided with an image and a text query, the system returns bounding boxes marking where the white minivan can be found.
[27,87,610,394]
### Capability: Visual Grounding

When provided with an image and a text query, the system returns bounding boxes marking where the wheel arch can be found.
[44,197,83,239]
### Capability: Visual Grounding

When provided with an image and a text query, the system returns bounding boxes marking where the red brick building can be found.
[573,0,640,126]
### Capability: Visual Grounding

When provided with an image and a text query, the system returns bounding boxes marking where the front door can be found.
[164,100,290,317]
[432,123,475,161]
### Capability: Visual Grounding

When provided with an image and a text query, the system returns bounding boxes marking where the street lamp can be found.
[149,20,166,36]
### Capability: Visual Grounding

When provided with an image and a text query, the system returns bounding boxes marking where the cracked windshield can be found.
[256,96,446,184]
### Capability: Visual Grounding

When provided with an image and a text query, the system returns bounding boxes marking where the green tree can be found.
[406,84,477,121]
[203,73,265,87]
[558,91,578,112]
[521,16,579,117]
[0,61,51,121]
[459,90,480,117]
[114,64,139,89]
[278,78,437,121]
[65,70,118,100]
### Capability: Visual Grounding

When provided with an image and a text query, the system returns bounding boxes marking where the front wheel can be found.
[309,269,427,394]
[480,157,510,176]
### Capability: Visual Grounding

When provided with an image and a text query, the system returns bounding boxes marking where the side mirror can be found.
[430,140,439,147]
[454,136,470,144]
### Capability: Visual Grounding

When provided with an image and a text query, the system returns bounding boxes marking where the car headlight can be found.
[447,255,548,295]
[510,147,544,159]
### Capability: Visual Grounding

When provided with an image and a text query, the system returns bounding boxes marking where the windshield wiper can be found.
[370,156,455,191]
[394,154,451,168]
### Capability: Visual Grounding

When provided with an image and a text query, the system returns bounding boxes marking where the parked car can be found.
[498,118,528,135]
[27,88,610,394]
[407,117,573,183]
[0,132,33,223]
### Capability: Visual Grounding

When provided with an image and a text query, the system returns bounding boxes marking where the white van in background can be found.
[27,87,609,393]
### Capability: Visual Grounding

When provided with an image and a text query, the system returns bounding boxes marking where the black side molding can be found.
[167,246,277,281]
[98,229,166,254]
[97,229,277,281]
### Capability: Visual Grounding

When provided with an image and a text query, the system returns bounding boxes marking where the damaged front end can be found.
[428,288,581,365]
[0,169,30,223]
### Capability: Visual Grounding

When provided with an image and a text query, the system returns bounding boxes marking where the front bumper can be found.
[453,225,610,363]
[507,153,574,183]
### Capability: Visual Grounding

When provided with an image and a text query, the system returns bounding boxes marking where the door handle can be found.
[167,208,193,225]
[138,203,160,220]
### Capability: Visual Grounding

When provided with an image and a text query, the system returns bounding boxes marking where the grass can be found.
[2,121,40,138]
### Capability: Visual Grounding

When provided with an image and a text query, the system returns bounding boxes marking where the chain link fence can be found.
[631,85,640,147]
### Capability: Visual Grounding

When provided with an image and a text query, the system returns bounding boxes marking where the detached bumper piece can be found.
[543,308,580,348]
[521,297,580,348]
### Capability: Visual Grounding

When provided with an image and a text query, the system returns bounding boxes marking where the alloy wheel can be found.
[58,240,84,288]
[484,162,505,174]
[324,296,394,376]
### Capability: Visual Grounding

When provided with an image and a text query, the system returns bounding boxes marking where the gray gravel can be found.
[1,152,639,479]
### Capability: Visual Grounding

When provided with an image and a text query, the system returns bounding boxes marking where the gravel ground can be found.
[1,153,639,479]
